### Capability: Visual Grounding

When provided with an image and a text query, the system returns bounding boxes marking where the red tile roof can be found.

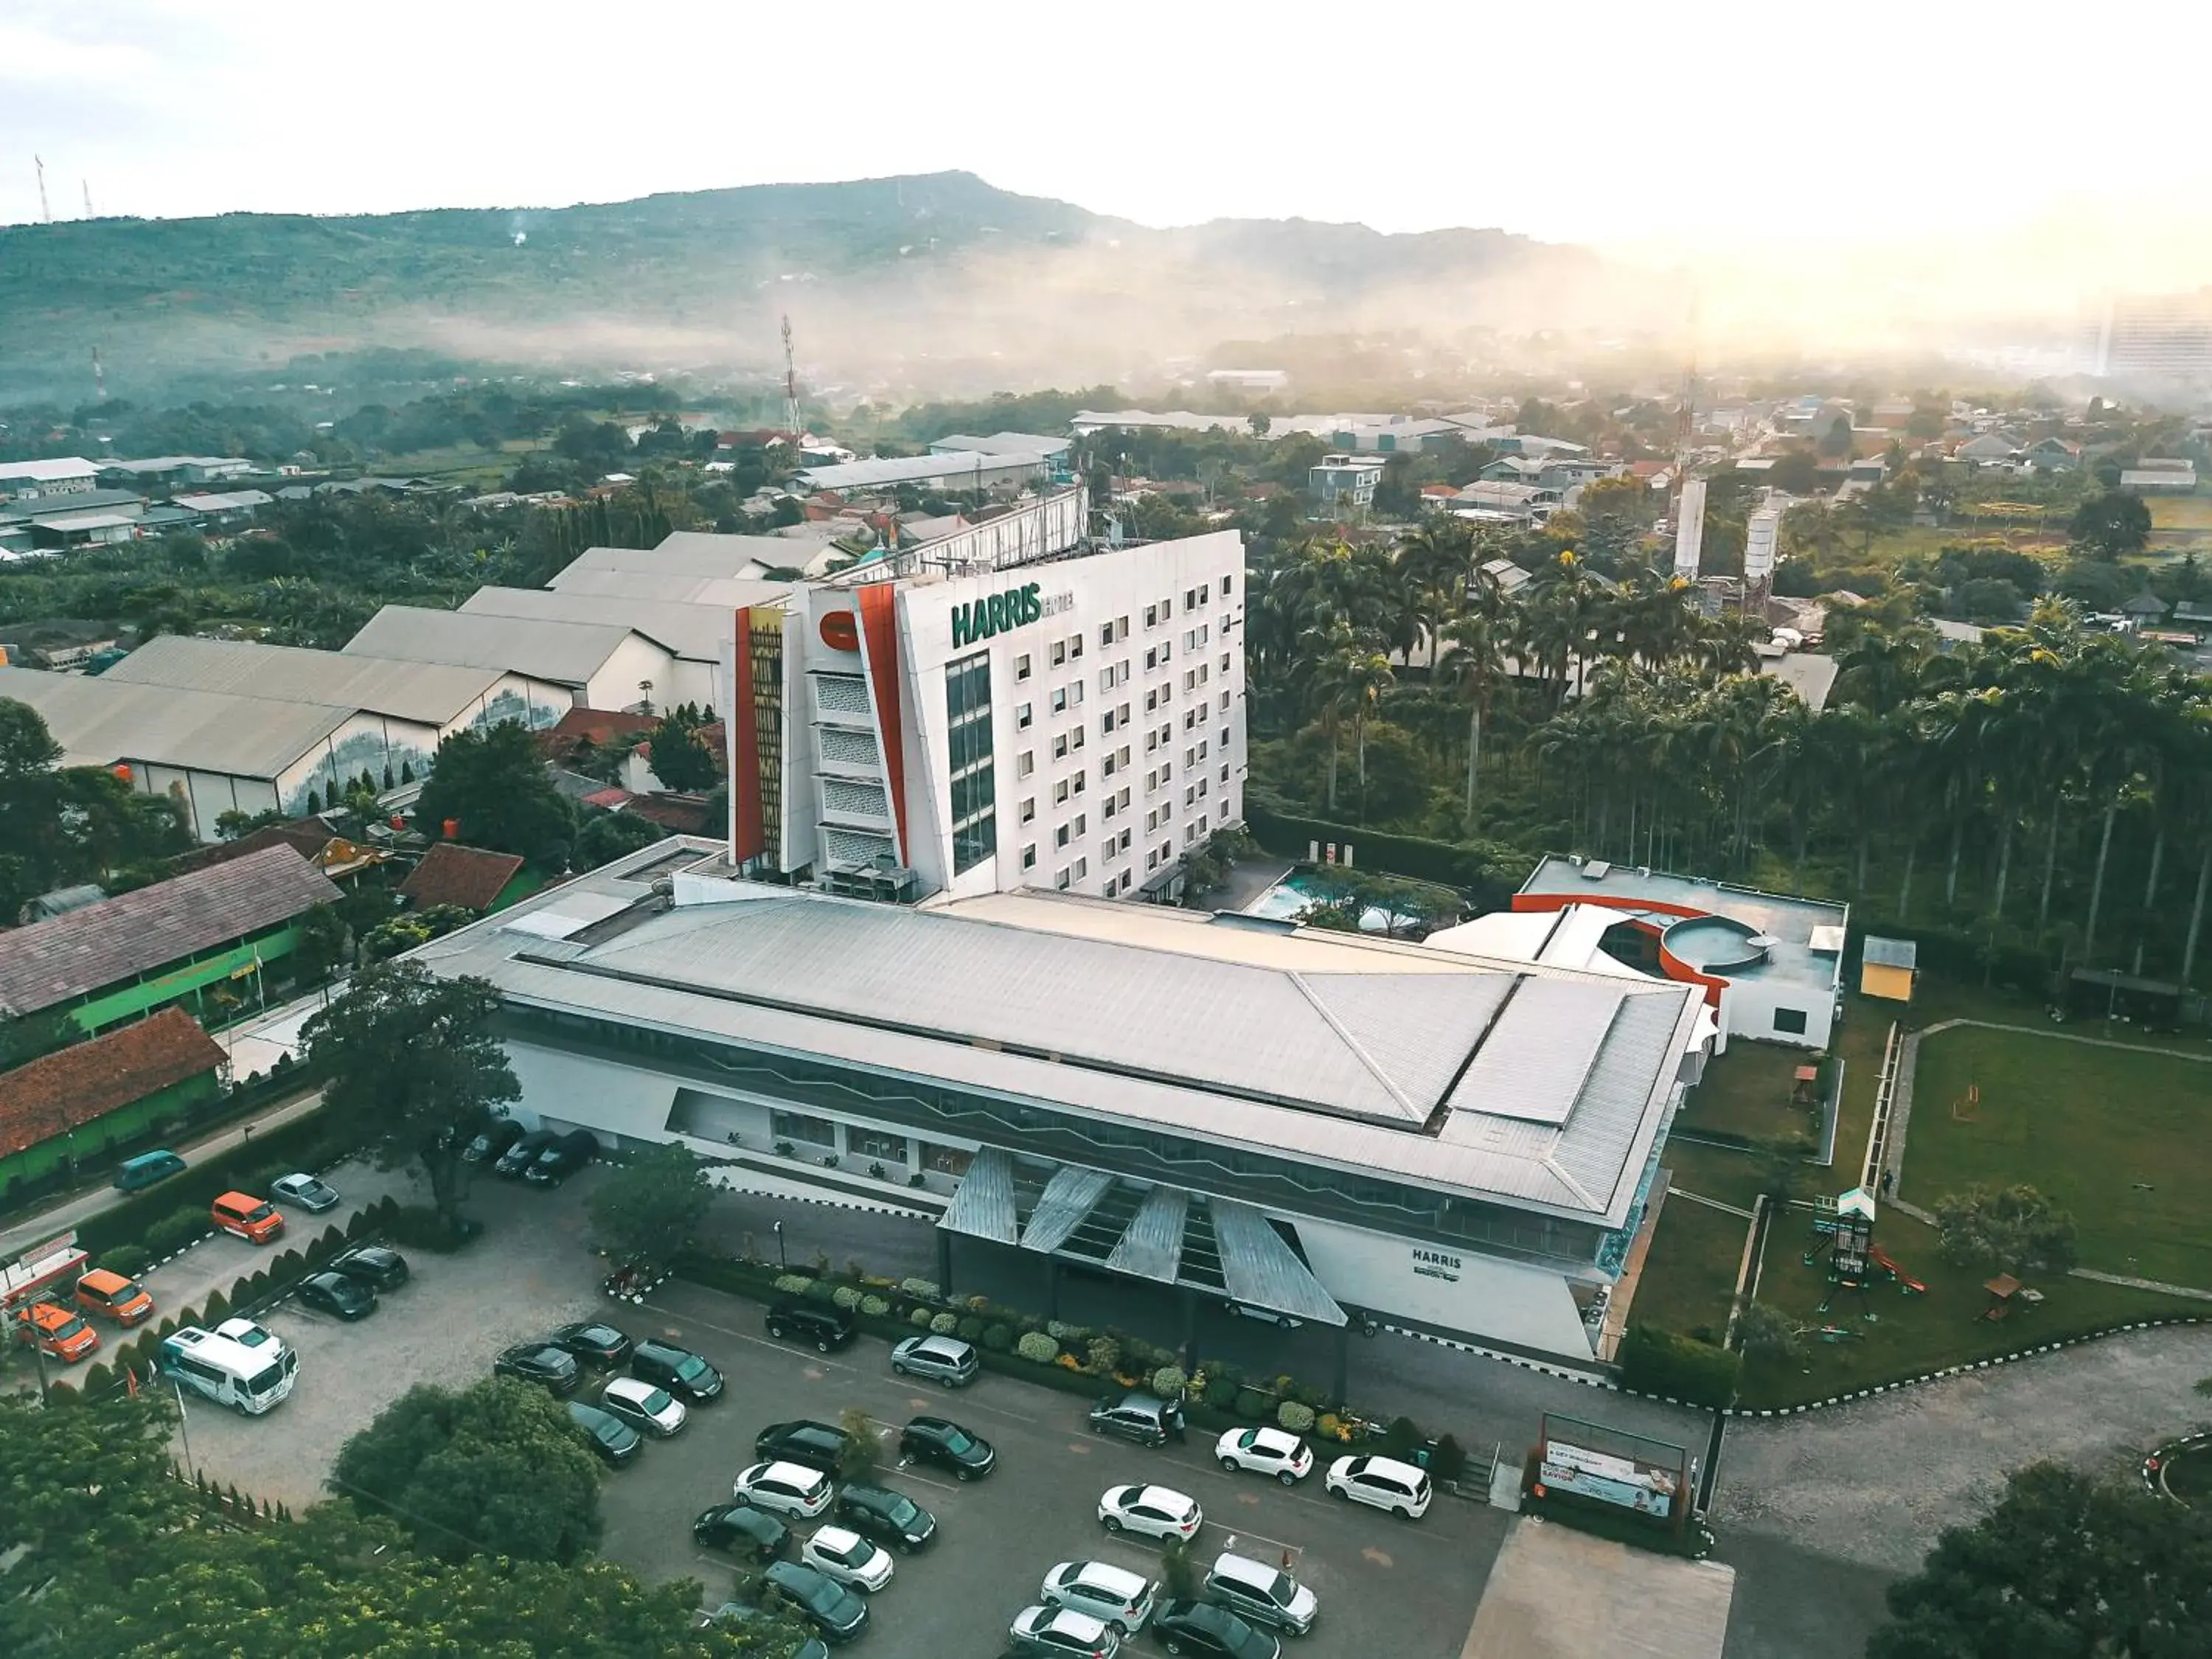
[397,843,525,912]
[170,818,336,877]
[0,1008,226,1161]
[621,794,713,833]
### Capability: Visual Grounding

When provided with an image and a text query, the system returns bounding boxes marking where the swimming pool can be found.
[1244,868,1425,933]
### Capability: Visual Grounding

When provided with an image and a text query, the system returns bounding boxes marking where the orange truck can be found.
[13,1299,100,1363]
[75,1268,156,1327]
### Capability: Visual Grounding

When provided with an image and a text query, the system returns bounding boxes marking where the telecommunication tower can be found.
[34,155,52,223]
[780,316,802,438]
[91,347,105,402]
[81,179,92,218]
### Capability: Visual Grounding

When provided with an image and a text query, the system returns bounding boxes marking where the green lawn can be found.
[1675,1041,1820,1143]
[1902,1026,2212,1288]
[1629,1197,1747,1346]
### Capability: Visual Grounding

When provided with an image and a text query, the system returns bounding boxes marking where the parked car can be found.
[832,1481,936,1552]
[547,1321,633,1368]
[271,1172,340,1213]
[731,1461,835,1519]
[889,1333,978,1387]
[1097,1484,1201,1542]
[294,1271,375,1321]
[74,1268,153,1326]
[801,1525,894,1593]
[1040,1559,1157,1635]
[523,1129,599,1186]
[599,1376,686,1437]
[1214,1426,1312,1486]
[754,1419,852,1476]
[764,1299,856,1353]
[13,1301,97,1363]
[1202,1552,1316,1636]
[493,1342,580,1397]
[692,1502,791,1562]
[113,1149,185,1192]
[1150,1599,1281,1659]
[210,1190,285,1245]
[1088,1391,1178,1448]
[1009,1604,1120,1659]
[494,1129,557,1178]
[630,1338,723,1403]
[1224,1302,1302,1332]
[327,1245,410,1291]
[1323,1454,1432,1519]
[897,1415,995,1480]
[761,1561,868,1644]
[463,1119,525,1164]
[566,1400,642,1467]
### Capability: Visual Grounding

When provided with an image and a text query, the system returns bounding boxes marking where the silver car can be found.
[889,1333,978,1387]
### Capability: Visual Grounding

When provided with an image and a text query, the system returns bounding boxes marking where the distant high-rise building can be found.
[2087,290,2212,384]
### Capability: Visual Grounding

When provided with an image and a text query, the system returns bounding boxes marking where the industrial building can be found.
[0,458,100,498]
[723,526,1246,903]
[344,607,678,714]
[456,587,759,712]
[793,451,1048,495]
[417,839,1708,1363]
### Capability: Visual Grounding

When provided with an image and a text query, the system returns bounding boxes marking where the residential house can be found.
[2023,437,2081,470]
[0,1008,229,1205]
[397,843,526,913]
[1309,454,1386,512]
[172,490,274,528]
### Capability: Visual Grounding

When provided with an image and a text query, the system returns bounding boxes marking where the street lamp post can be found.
[773,1220,787,1272]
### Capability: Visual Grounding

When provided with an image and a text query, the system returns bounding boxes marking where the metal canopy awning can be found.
[1020,1165,1116,1254]
[936,1151,1346,1328]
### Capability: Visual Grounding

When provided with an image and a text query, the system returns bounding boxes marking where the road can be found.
[0,1087,327,1262]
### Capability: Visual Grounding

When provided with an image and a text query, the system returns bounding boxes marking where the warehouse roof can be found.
[0,844,343,1017]
[460,586,760,663]
[102,634,519,726]
[796,452,1046,490]
[0,457,98,483]
[0,664,356,779]
[421,851,1703,1225]
[345,606,655,689]
[0,1008,228,1161]
[546,566,796,607]
[555,532,835,588]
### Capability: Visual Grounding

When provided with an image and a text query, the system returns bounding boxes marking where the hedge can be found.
[1617,1324,1740,1407]
[76,1109,360,1258]
[1243,803,1533,908]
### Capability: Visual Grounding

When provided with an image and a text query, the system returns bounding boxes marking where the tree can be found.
[302,961,518,1225]
[414,721,576,866]
[575,809,664,869]
[588,1141,713,1267]
[1247,412,1270,438]
[1868,1463,2212,1659]
[1768,450,1821,495]
[836,1406,881,1482]
[0,698,68,920]
[1732,1301,1800,1361]
[644,713,718,794]
[0,1009,82,1070]
[1933,1183,2079,1275]
[2069,488,2152,560]
[332,1377,604,1564]
[289,902,351,983]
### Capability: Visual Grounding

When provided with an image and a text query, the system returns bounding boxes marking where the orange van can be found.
[76,1268,156,1327]
[13,1300,100,1363]
[212,1190,285,1245]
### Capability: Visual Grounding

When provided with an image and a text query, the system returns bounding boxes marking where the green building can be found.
[0,842,342,1037]
[0,1007,226,1205]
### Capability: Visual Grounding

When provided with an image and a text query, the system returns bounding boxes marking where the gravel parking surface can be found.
[1712,1322,2212,1574]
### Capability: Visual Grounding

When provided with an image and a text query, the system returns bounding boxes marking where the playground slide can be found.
[1868,1245,1927,1294]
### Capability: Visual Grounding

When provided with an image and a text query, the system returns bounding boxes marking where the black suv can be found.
[897,1415,996,1480]
[549,1321,633,1368]
[693,1502,792,1562]
[753,1419,853,1476]
[327,1245,410,1291]
[832,1481,936,1552]
[495,1128,557,1178]
[464,1119,524,1164]
[765,1299,857,1353]
[494,1342,579,1396]
[632,1338,723,1403]
[523,1129,599,1187]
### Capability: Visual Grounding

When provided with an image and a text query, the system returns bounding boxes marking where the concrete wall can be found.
[1717,976,1834,1052]
[582,633,680,713]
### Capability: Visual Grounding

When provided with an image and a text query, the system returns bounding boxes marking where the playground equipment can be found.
[1802,1187,1924,1318]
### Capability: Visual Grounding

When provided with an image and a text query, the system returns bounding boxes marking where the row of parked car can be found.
[464,1121,598,1186]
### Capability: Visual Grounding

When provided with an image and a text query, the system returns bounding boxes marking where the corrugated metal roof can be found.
[0,844,342,1016]
[1019,1165,1115,1254]
[101,634,513,726]
[798,453,1046,490]
[1211,1198,1346,1326]
[1863,936,1916,969]
[461,586,762,663]
[345,606,654,688]
[939,1147,1018,1245]
[546,567,796,608]
[1445,980,1623,1126]
[560,533,834,583]
[0,664,354,779]
[1107,1183,1187,1282]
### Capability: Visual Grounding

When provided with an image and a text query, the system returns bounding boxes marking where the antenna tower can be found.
[1666,291,1699,540]
[34,156,52,223]
[780,315,801,438]
[81,179,92,218]
[91,347,105,402]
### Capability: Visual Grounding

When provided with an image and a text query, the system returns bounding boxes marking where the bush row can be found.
[76,1110,364,1259]
[1617,1324,1741,1407]
[1243,803,1534,910]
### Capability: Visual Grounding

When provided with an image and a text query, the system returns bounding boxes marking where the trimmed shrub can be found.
[1317,1412,1343,1441]
[316,1224,344,1253]
[80,1362,113,1397]
[773,1273,813,1295]
[1046,1320,1088,1343]
[860,1295,891,1318]
[803,1279,841,1305]
[201,1290,230,1324]
[981,1323,1013,1353]
[898,1278,941,1302]
[1204,1377,1241,1411]
[1430,1433,1469,1486]
[1378,1416,1422,1460]
[1235,1388,1268,1419]
[1085,1335,1121,1377]
[145,1206,208,1261]
[272,1248,304,1277]
[1277,1401,1317,1433]
[911,1307,936,1329]
[1016,1331,1059,1365]
[831,1285,863,1311]
[99,1245,152,1279]
[1617,1324,1741,1408]
[1295,1381,1332,1411]
[1150,1365,1188,1400]
[928,1311,959,1337]
[955,1315,985,1344]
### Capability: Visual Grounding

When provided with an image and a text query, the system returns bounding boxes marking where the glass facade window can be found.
[848,1128,908,1163]
[771,1110,835,1147]
[945,652,995,874]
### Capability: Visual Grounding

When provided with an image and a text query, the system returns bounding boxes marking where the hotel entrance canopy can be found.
[939,1147,1346,1328]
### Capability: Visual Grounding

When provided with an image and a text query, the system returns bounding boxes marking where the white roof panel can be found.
[1446,979,1624,1127]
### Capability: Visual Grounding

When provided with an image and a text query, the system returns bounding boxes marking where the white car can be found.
[1214,1425,1313,1486]
[271,1172,340,1213]
[1097,1483,1202,1542]
[1040,1559,1157,1635]
[599,1376,686,1438]
[802,1524,894,1592]
[731,1460,834,1519]
[1324,1453,1432,1519]
[1009,1604,1120,1658]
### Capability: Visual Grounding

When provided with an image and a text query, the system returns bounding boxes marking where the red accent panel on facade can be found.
[855,583,908,862]
[1509,891,1710,921]
[728,608,765,863]
[1655,941,1728,1008]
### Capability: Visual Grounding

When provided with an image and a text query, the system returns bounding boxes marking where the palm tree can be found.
[1441,605,1509,829]
[1393,521,1472,678]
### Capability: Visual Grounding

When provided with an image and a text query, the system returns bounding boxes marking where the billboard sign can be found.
[1537,1438,1680,1518]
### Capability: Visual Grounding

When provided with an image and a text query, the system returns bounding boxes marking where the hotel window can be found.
[1220,690,1231,712]
[1102,752,1117,778]
[1099,622,1116,648]
[1071,726,1085,750]
[1158,595,1172,617]
[1144,603,1159,628]
[944,652,996,876]
[1056,824,1071,848]
[771,1110,835,1148]
[1022,844,1037,869]
[1184,587,1197,610]
[1056,867,1071,891]
[1050,640,1066,667]
[1054,734,1068,760]
[1103,794,1117,819]
[1221,574,1233,596]
[1183,710,1198,731]
[1220,653,1231,674]
[1020,796,1035,823]
[1184,787,1195,807]
[1015,653,1032,681]
[1051,686,1068,714]
[1074,812,1087,835]
[1117,787,1130,810]
[1070,635,1084,659]
[847,1128,908,1164]
[1016,701,1033,729]
[1144,647,1158,672]
[1072,858,1086,880]
[1220,763,1231,784]
[1018,750,1034,779]
[1073,771,1086,796]
[1055,779,1070,804]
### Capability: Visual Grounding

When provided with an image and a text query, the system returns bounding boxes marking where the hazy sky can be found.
[4,0,2207,260]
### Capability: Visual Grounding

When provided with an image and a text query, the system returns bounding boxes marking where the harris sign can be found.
[950,581,1043,650]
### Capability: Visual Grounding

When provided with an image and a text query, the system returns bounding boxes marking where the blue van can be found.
[114,1150,186,1192]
